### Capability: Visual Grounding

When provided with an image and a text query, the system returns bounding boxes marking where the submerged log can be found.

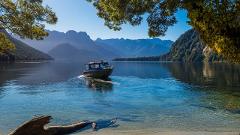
[8,116,92,135]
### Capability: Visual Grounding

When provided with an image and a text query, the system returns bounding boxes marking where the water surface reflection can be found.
[0,61,240,134]
[164,62,240,89]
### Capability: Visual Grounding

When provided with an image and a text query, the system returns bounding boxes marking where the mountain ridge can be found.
[18,30,173,61]
[95,38,173,57]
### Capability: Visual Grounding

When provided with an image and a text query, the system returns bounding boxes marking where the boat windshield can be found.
[86,65,90,70]
[87,64,100,70]
[102,62,109,66]
[86,62,110,70]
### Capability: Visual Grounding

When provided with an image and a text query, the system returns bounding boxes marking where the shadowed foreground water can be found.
[0,61,240,134]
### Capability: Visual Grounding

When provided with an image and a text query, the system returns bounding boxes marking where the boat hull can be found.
[83,68,113,79]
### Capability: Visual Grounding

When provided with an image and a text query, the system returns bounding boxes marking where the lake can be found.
[0,61,240,134]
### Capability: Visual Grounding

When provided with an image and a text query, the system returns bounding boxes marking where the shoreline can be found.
[75,129,240,135]
[1,128,239,135]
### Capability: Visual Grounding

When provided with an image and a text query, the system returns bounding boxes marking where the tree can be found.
[87,0,240,62]
[0,32,15,54]
[0,0,57,54]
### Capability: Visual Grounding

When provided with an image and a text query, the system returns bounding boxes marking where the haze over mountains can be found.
[96,38,172,57]
[18,30,173,61]
[1,29,224,63]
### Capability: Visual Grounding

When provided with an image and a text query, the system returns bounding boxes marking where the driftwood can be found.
[8,116,92,135]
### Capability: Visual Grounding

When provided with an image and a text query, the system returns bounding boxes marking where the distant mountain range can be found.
[17,30,173,61]
[95,38,172,57]
[1,28,224,63]
[0,30,52,61]
[48,43,102,61]
[114,29,223,62]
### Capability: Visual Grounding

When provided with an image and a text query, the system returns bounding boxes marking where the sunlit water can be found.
[0,61,240,134]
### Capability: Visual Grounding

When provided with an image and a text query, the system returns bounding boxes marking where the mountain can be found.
[18,30,118,61]
[18,30,173,61]
[114,29,223,62]
[48,43,101,61]
[0,30,52,61]
[95,38,173,57]
[17,30,101,53]
[162,29,223,62]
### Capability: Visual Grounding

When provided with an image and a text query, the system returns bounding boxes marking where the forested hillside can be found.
[0,30,52,61]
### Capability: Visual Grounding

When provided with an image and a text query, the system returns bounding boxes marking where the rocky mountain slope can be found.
[162,29,223,62]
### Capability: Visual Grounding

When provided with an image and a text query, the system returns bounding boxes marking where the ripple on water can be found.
[0,62,240,134]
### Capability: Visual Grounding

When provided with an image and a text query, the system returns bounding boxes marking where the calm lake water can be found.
[0,61,240,134]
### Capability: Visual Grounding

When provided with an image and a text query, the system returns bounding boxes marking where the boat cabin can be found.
[83,61,113,79]
[85,61,110,70]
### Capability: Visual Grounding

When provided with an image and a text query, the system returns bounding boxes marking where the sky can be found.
[43,0,191,41]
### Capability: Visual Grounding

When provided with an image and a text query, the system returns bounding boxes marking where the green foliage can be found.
[0,32,15,54]
[0,0,57,54]
[0,30,52,61]
[87,0,240,62]
[184,0,240,63]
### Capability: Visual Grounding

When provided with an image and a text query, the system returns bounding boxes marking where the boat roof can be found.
[86,61,108,65]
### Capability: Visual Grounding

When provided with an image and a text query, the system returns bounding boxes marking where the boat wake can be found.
[93,78,120,85]
[77,75,85,79]
[77,75,120,85]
